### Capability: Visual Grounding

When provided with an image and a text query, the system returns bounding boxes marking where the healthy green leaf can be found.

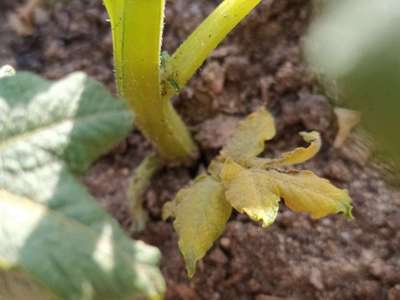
[0,72,165,300]
[221,107,276,163]
[166,175,232,277]
[0,65,16,79]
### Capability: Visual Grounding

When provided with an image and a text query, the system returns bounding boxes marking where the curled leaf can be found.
[267,169,353,219]
[221,107,276,163]
[169,175,232,277]
[334,107,361,148]
[251,131,322,168]
[222,163,280,227]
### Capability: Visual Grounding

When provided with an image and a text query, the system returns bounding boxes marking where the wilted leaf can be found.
[127,153,162,232]
[251,131,321,168]
[219,159,245,182]
[221,162,280,227]
[221,107,276,163]
[334,107,361,148]
[170,175,232,277]
[266,169,352,219]
[0,72,165,299]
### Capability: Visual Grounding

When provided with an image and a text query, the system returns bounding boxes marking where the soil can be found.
[1,0,400,299]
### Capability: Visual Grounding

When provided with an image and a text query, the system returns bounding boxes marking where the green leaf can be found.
[0,72,165,299]
[166,175,232,277]
[221,107,276,163]
[0,65,15,79]
[221,162,280,227]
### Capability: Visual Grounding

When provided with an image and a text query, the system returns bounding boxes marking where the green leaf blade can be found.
[0,72,165,300]
[0,72,133,174]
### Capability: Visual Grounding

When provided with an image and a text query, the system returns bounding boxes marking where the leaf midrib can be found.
[0,109,129,153]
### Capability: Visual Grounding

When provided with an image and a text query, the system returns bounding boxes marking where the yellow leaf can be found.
[208,159,224,178]
[266,169,353,219]
[221,107,276,163]
[221,162,280,227]
[161,200,176,221]
[219,159,245,182]
[253,131,321,168]
[172,175,232,277]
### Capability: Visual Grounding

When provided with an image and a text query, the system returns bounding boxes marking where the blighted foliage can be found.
[163,108,353,277]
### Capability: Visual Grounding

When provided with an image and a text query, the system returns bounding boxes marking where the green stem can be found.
[163,0,262,100]
[104,0,198,163]
[104,0,261,163]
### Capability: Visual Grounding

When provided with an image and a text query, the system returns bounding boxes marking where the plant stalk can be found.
[162,0,261,100]
[104,0,198,163]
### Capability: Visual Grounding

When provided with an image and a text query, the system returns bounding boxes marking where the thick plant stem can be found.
[162,0,262,100]
[104,0,261,163]
[104,0,198,163]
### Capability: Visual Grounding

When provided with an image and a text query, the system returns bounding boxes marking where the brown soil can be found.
[1,0,400,299]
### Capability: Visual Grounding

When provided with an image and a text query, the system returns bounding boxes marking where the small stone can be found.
[195,115,239,149]
[208,248,228,265]
[120,168,129,176]
[309,267,324,290]
[201,61,226,94]
[389,285,400,300]
[220,237,231,249]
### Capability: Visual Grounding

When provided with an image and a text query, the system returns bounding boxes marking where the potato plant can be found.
[163,108,353,277]
[103,0,262,163]
[0,0,360,298]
